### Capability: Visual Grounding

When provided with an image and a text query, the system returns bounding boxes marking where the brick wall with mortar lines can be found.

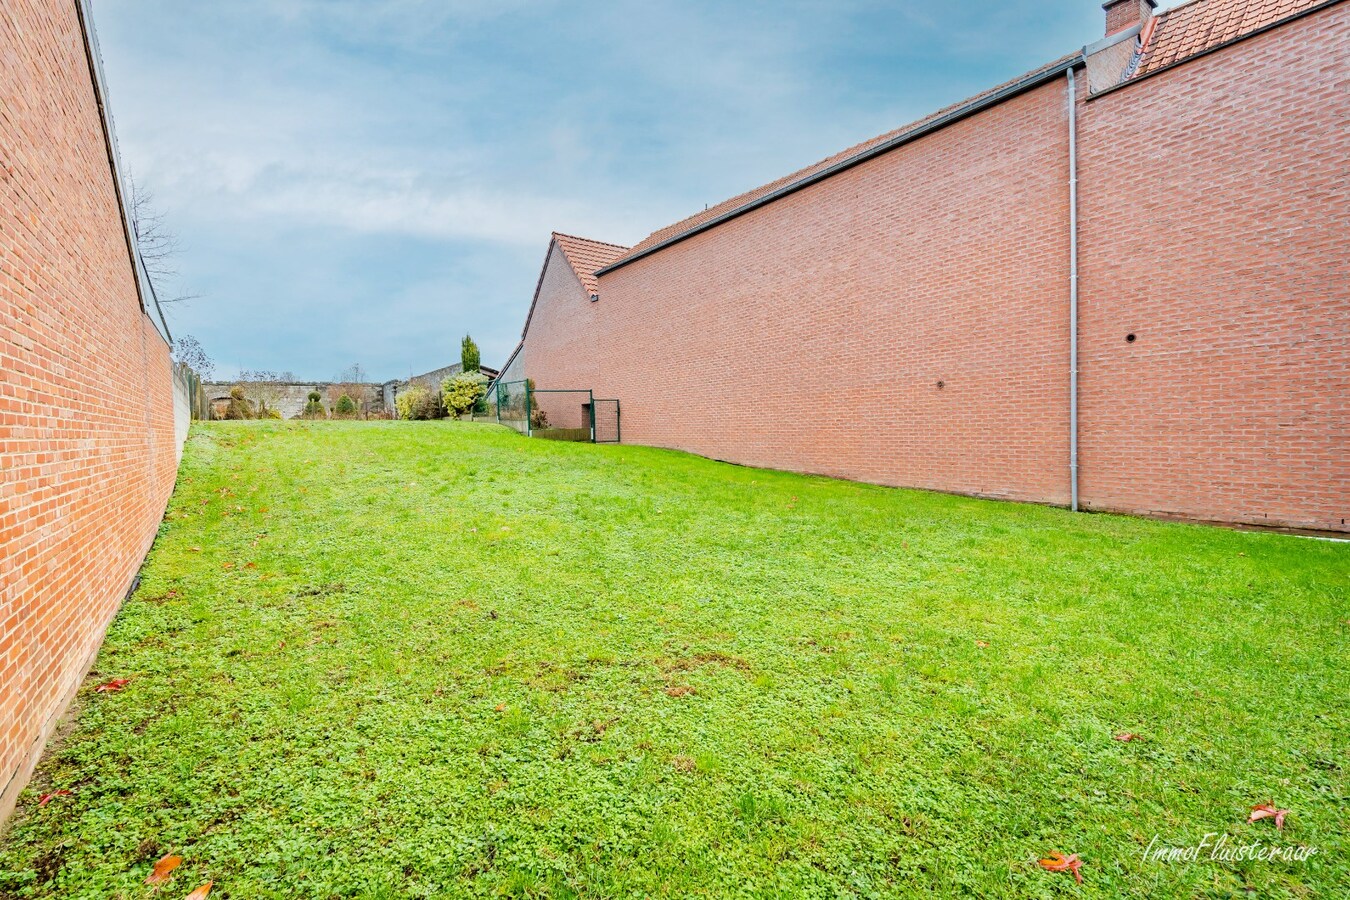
[522,6,1346,531]
[1,0,181,821]
[1077,5,1349,531]
[531,82,1076,505]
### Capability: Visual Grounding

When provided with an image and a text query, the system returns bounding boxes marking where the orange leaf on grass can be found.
[1038,852,1083,884]
[184,882,212,900]
[145,854,182,885]
[1113,732,1141,742]
[38,789,71,806]
[95,678,130,693]
[1249,803,1290,830]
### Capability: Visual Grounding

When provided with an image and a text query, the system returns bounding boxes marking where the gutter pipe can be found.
[1067,67,1080,512]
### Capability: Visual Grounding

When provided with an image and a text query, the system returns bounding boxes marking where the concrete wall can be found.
[518,4,1348,531]
[201,382,388,419]
[1,0,184,822]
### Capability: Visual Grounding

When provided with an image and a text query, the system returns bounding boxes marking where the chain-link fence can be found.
[487,380,620,443]
[593,399,620,443]
[530,389,593,441]
[489,379,530,435]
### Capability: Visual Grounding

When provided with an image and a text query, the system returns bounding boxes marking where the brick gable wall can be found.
[1,0,181,820]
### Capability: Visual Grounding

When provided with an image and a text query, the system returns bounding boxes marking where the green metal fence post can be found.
[525,382,532,437]
[588,390,595,442]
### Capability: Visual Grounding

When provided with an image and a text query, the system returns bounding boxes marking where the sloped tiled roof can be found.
[1136,0,1328,76]
[551,232,630,296]
[607,54,1079,267]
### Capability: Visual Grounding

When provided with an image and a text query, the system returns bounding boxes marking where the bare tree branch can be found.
[127,173,200,308]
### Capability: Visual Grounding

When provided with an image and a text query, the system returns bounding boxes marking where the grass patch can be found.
[1,421,1345,898]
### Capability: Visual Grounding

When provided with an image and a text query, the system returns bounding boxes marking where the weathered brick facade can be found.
[515,0,1348,532]
[1,0,182,820]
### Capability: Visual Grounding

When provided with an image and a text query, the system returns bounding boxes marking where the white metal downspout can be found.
[1067,67,1080,511]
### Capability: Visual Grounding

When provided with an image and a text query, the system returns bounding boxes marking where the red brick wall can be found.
[532,81,1076,504]
[521,4,1346,532]
[528,242,606,389]
[1,0,180,821]
[1077,5,1349,531]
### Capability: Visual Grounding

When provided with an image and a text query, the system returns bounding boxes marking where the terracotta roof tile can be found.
[1136,0,1326,76]
[551,232,629,296]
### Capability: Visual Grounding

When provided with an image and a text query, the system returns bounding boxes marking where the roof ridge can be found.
[551,231,631,250]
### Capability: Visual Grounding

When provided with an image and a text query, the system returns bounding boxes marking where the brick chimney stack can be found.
[1103,0,1157,35]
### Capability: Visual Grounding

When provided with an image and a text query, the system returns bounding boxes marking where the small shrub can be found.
[260,407,283,420]
[442,372,487,419]
[396,385,439,421]
[224,385,253,420]
[334,394,358,419]
[301,391,327,419]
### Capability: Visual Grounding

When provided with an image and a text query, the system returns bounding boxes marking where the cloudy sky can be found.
[94,0,1116,382]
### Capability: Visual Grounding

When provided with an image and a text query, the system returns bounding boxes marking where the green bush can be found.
[524,378,550,429]
[260,407,283,420]
[441,372,487,419]
[396,385,439,420]
[224,385,253,420]
[301,391,327,419]
[334,394,358,419]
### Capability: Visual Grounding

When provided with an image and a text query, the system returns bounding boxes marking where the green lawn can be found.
[2,422,1346,899]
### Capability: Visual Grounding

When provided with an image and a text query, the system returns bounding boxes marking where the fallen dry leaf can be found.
[1113,732,1141,742]
[184,882,212,900]
[145,853,183,885]
[95,678,131,693]
[1249,803,1290,830]
[1038,851,1083,884]
[664,684,696,698]
[221,562,234,570]
[975,640,989,649]
[495,703,507,712]
[189,546,202,553]
[38,789,71,806]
